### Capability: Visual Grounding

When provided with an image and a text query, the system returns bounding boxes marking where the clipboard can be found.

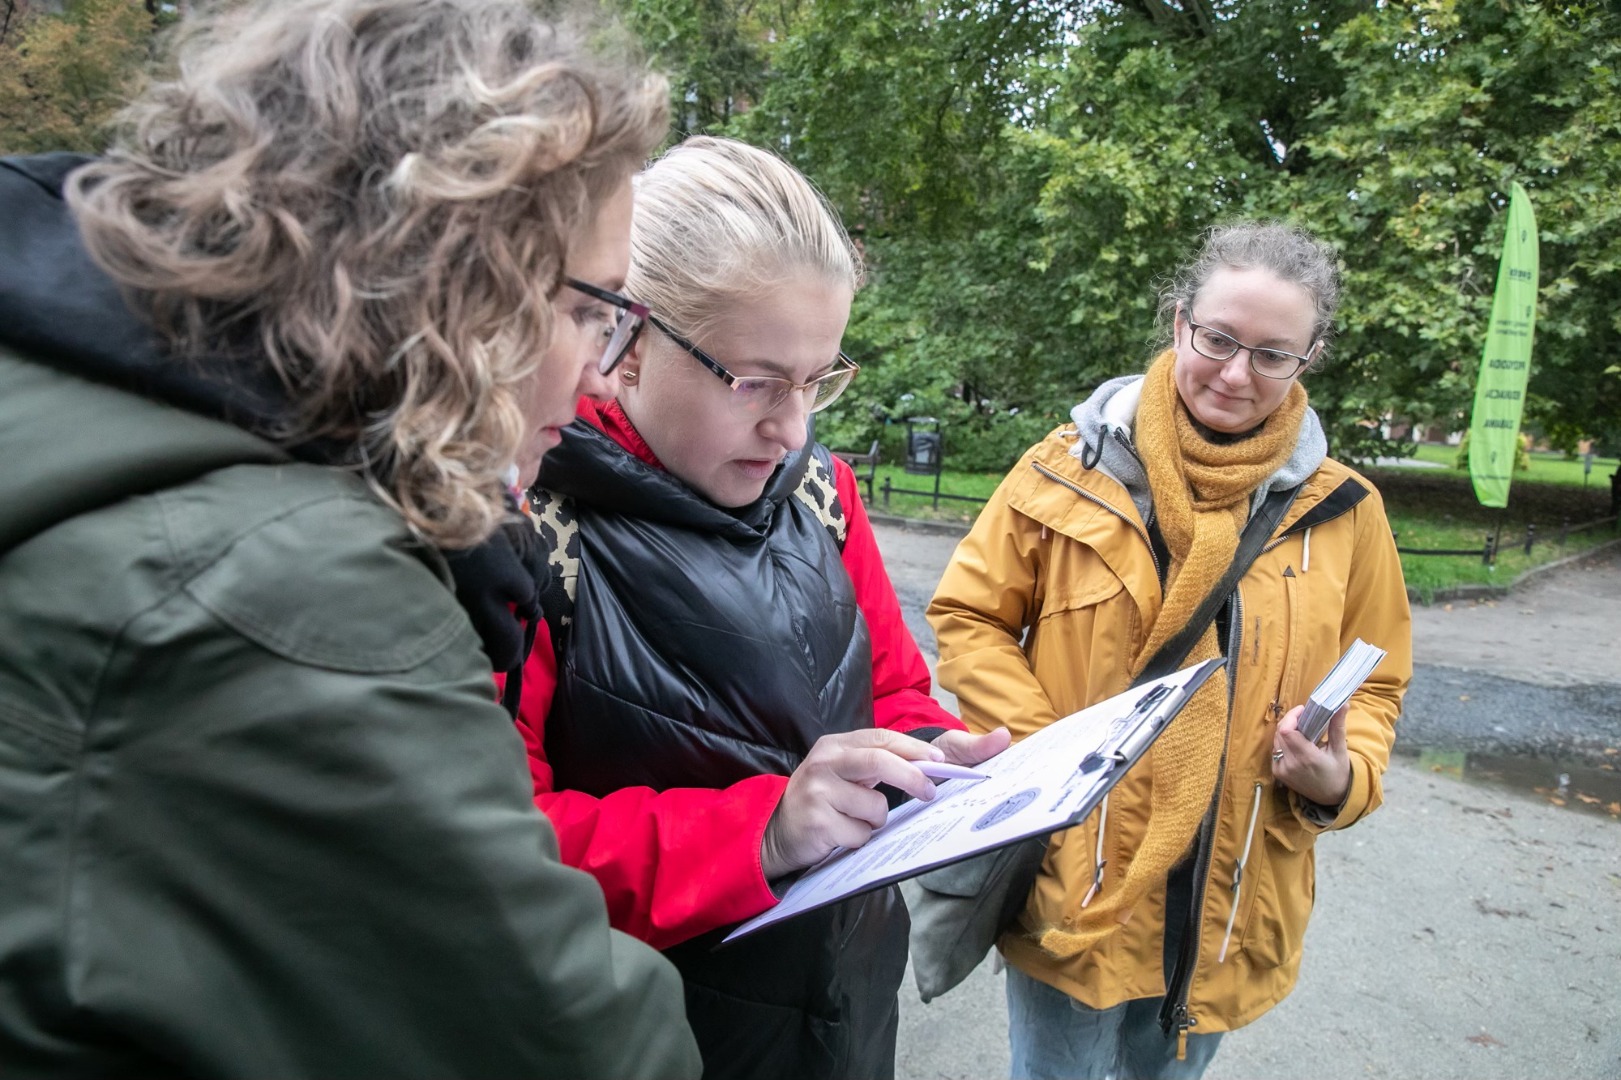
[724,657,1226,942]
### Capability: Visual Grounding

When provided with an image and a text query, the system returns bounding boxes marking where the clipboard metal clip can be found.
[1075,683,1174,776]
[1077,749,1128,775]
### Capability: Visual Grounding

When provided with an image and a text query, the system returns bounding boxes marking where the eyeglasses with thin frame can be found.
[1182,313,1316,380]
[564,277,650,376]
[648,314,860,419]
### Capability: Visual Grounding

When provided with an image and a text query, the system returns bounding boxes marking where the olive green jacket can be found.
[0,346,700,1078]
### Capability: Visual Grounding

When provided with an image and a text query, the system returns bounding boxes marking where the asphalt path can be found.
[873,521,1621,1080]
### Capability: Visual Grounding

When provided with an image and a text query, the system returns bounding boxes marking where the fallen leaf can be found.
[1608,802,1620,816]
[1601,764,1616,772]
[1605,747,1619,757]
[1576,793,1601,805]
[1549,796,1567,807]
[1459,694,1471,702]
[1467,1031,1505,1048]
[1443,603,1454,612]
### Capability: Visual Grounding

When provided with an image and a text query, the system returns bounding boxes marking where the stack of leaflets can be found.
[1297,638,1388,743]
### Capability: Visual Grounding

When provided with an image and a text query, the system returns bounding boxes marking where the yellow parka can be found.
[928,421,1411,1037]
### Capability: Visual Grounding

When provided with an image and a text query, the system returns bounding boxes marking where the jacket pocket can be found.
[1237,812,1316,970]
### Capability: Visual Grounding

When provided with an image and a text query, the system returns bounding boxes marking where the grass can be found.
[1368,465,1618,602]
[851,450,1620,602]
[858,463,1003,523]
[1405,442,1619,488]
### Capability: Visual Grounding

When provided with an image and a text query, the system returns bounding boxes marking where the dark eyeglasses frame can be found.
[564,277,650,375]
[648,314,860,416]
[1182,313,1316,380]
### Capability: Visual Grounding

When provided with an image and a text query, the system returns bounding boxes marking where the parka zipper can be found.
[1030,460,1163,583]
[1158,588,1243,1058]
[1217,781,1265,962]
[1111,428,1150,479]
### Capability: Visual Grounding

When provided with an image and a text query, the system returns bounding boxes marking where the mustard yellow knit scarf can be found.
[1036,348,1306,959]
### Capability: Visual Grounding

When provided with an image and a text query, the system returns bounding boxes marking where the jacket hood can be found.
[0,154,291,431]
[0,154,292,553]
[1068,373,1327,525]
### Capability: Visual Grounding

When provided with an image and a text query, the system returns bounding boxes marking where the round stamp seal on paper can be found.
[972,788,1040,831]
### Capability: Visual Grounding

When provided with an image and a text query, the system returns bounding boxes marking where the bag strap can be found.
[1133,482,1301,685]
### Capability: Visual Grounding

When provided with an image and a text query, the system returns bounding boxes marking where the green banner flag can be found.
[1468,182,1538,508]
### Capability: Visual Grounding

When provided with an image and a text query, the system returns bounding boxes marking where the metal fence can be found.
[1394,513,1619,565]
[876,476,988,512]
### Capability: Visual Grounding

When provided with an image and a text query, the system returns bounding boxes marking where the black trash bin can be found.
[899,417,944,509]
[904,430,942,476]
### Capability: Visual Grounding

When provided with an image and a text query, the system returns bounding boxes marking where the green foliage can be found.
[609,0,787,140]
[621,0,1621,472]
[1279,1,1621,460]
[1452,430,1530,473]
[11,1,1619,473]
[731,0,1075,235]
[0,0,154,155]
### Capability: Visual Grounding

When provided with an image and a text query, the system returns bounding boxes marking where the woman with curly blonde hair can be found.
[0,0,700,1076]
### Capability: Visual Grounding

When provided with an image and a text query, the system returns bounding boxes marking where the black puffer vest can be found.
[531,420,909,1080]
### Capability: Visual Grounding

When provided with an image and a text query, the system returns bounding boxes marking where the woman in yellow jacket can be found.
[927,222,1412,1080]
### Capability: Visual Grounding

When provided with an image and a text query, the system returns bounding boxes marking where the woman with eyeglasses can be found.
[927,222,1412,1079]
[0,0,706,1075]
[511,136,1008,1080]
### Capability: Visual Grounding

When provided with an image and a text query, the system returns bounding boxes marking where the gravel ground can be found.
[870,520,1621,1080]
[1402,667,1621,764]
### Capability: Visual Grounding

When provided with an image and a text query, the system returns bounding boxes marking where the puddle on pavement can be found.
[1404,747,1621,821]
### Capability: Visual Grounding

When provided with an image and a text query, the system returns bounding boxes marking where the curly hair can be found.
[67,0,668,549]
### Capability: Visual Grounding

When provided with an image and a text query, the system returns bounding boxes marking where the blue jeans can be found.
[1005,967,1224,1080]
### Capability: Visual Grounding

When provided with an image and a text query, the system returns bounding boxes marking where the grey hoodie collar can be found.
[1067,373,1327,526]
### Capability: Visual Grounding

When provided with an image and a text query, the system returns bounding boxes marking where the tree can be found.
[714,0,1621,466]
[1282,1,1621,456]
[763,1,1376,461]
[0,0,153,155]
[610,0,787,141]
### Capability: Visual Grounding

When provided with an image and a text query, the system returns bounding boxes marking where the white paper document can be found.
[1296,638,1387,744]
[724,658,1226,942]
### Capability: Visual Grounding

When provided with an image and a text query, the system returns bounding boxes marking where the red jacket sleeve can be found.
[507,458,956,951]
[513,628,785,951]
[832,457,966,736]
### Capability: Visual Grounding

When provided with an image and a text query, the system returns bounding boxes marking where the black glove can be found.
[443,510,547,674]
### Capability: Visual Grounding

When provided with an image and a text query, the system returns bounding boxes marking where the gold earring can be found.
[620,369,639,383]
